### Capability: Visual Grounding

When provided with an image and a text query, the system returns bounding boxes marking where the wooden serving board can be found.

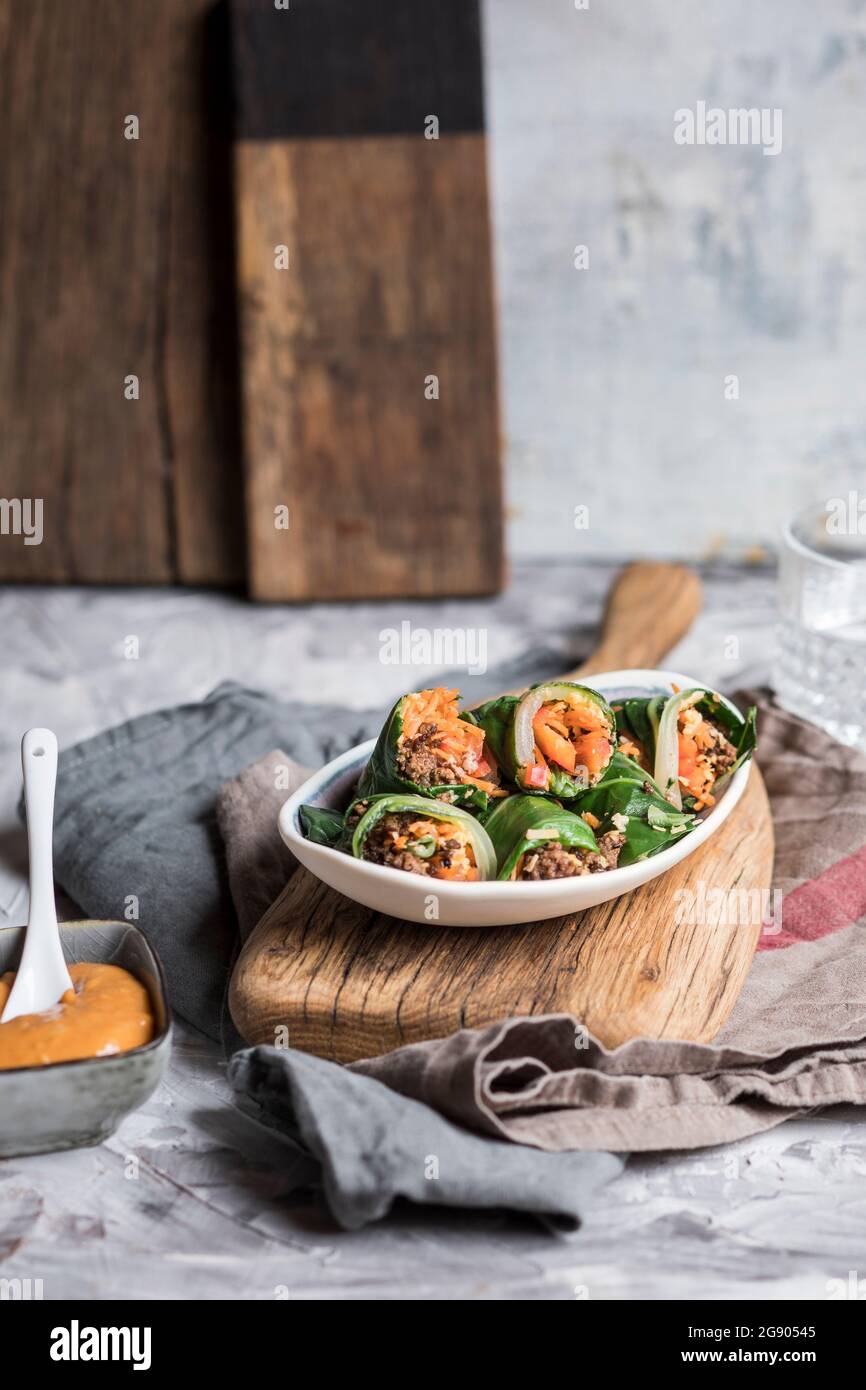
[229,564,775,1062]
[230,0,502,601]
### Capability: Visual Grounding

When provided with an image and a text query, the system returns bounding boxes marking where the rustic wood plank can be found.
[235,134,502,600]
[231,0,502,601]
[0,0,243,585]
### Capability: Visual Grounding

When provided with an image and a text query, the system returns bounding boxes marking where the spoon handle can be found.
[0,730,71,1023]
[23,729,59,929]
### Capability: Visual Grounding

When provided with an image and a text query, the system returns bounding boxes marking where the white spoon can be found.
[1,729,73,1023]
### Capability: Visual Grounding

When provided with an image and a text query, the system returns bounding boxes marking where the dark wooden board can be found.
[0,1,244,585]
[230,0,503,601]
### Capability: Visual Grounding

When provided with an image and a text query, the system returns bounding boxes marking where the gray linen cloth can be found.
[49,662,621,1231]
[49,649,553,1039]
[230,1046,621,1232]
[50,683,374,1039]
[46,674,866,1227]
[222,692,866,1153]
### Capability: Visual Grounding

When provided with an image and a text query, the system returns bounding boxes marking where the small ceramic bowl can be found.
[279,668,753,928]
[0,920,172,1158]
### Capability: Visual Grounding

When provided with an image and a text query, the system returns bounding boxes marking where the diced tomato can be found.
[677,731,698,776]
[525,763,550,789]
[572,733,611,778]
[533,710,576,773]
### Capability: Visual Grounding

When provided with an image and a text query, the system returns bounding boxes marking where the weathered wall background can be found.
[483,0,866,560]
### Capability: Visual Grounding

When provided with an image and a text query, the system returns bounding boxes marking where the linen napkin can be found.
[49,683,375,1038]
[230,1045,622,1231]
[48,663,625,1230]
[225,692,866,1152]
[47,676,866,1222]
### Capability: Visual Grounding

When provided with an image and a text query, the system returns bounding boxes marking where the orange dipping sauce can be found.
[0,963,154,1070]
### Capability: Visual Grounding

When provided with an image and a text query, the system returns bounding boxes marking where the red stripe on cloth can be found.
[760,842,866,950]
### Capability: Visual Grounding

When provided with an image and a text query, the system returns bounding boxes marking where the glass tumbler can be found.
[774,497,866,751]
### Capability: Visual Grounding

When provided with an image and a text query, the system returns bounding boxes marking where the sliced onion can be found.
[653,688,707,810]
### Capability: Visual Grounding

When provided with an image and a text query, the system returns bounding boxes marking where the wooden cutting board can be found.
[229,563,775,1061]
[230,0,502,601]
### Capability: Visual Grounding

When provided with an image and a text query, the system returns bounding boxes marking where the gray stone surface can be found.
[1,561,865,1300]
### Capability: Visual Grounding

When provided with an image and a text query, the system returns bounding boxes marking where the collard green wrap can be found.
[653,688,757,810]
[484,794,600,880]
[470,681,616,799]
[357,690,493,811]
[573,752,695,866]
[617,689,757,811]
[349,794,496,880]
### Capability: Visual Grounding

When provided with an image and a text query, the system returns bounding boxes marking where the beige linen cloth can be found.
[217,694,866,1152]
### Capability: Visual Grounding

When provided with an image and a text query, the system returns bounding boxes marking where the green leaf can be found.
[467,696,520,779]
[483,793,600,880]
[571,758,697,866]
[299,805,346,848]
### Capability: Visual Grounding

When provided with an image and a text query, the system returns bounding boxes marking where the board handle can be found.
[564,561,702,680]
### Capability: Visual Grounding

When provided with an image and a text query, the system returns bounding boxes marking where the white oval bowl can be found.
[279,669,752,928]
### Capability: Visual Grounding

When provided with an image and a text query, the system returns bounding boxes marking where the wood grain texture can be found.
[236,133,502,601]
[234,69,502,598]
[230,562,774,1059]
[0,0,243,584]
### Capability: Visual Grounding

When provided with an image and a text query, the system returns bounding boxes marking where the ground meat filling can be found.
[592,830,626,870]
[392,688,503,798]
[519,844,588,880]
[396,723,462,786]
[361,812,476,880]
[344,800,370,831]
[517,831,625,880]
[701,719,738,776]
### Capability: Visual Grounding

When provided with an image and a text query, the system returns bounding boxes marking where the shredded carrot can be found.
[401,690,482,754]
[562,703,607,734]
[618,734,645,764]
[677,716,717,806]
[399,688,497,790]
